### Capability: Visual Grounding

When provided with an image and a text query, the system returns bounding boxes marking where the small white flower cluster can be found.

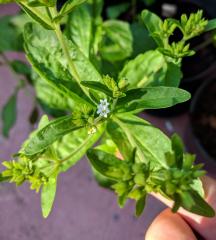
[97,99,110,118]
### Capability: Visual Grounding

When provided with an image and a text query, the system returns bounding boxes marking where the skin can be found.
[146,176,216,240]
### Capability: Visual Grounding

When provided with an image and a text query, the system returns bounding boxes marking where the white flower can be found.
[99,99,109,107]
[97,99,110,118]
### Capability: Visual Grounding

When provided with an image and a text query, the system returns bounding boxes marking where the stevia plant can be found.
[0,0,216,219]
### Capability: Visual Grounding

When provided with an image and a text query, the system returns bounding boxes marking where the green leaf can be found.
[0,15,23,52]
[205,19,216,32]
[1,93,17,138]
[141,9,162,33]
[96,136,118,155]
[38,114,49,128]
[87,148,125,180]
[54,124,105,172]
[29,0,56,7]
[180,190,215,217]
[27,52,93,108]
[141,9,163,46]
[0,0,14,3]
[0,173,10,182]
[119,50,182,88]
[100,20,133,62]
[54,0,87,22]
[90,0,103,20]
[190,179,204,198]
[25,22,102,85]
[119,50,166,88]
[91,137,119,188]
[171,134,184,169]
[116,87,191,113]
[118,193,128,208]
[91,167,115,188]
[24,23,96,108]
[164,62,182,87]
[106,3,130,19]
[41,177,57,218]
[65,3,92,57]
[19,2,54,30]
[130,22,157,58]
[81,81,113,97]
[135,195,146,217]
[10,13,30,32]
[23,22,77,84]
[33,73,75,111]
[22,115,84,156]
[108,114,171,168]
[10,60,31,77]
[89,0,104,63]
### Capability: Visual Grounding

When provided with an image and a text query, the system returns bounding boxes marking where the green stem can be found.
[54,25,80,82]
[60,135,92,163]
[112,98,119,111]
[60,116,104,165]
[94,116,103,125]
[50,7,89,97]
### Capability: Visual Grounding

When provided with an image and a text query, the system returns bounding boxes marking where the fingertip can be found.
[145,208,197,240]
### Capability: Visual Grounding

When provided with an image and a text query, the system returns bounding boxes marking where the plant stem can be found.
[60,135,92,164]
[60,116,104,165]
[50,7,89,97]
[54,25,80,82]
[112,98,119,111]
[94,115,103,125]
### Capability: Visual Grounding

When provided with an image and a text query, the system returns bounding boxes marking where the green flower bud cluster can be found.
[155,10,208,60]
[160,41,194,59]
[180,10,208,40]
[110,148,207,216]
[159,19,178,39]
[155,161,205,194]
[110,161,151,216]
[28,169,49,192]
[2,157,33,185]
[2,156,49,192]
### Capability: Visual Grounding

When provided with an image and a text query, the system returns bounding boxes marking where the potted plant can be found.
[0,0,216,223]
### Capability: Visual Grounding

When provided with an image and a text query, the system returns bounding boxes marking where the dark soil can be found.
[191,79,216,160]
